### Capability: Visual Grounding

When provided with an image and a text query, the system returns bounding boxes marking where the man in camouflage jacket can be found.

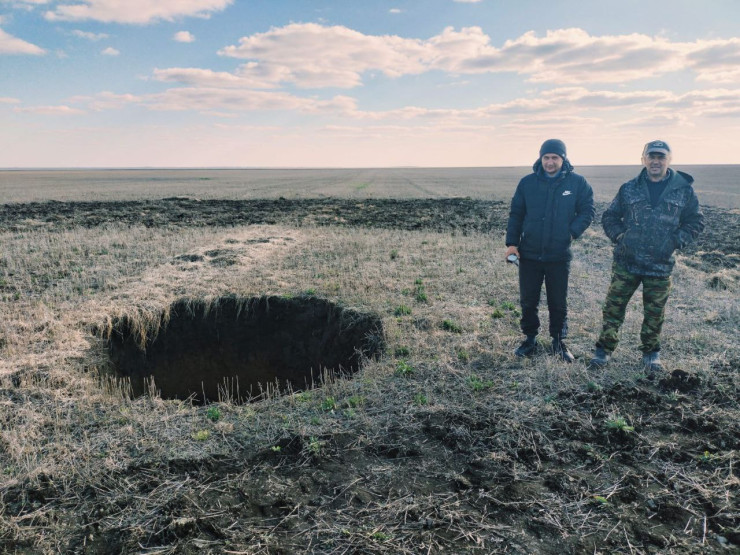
[590,140,704,373]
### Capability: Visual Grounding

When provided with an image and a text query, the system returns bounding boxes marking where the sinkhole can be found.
[104,295,384,403]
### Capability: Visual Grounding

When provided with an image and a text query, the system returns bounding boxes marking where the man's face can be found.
[642,151,671,181]
[541,153,563,177]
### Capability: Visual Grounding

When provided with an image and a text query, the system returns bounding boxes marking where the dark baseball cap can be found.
[643,140,671,156]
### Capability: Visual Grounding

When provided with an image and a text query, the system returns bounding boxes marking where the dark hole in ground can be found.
[105,295,384,403]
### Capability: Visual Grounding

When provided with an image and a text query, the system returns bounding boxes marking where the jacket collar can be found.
[637,167,694,190]
[533,158,574,179]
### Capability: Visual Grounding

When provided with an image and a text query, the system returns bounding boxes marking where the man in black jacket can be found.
[589,140,704,374]
[505,139,595,362]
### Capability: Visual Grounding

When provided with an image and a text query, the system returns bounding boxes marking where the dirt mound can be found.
[104,295,384,403]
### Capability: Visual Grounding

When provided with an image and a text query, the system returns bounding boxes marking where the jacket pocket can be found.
[619,229,640,262]
[519,230,533,252]
[658,199,682,227]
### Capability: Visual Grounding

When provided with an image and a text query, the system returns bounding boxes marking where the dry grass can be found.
[0,216,738,553]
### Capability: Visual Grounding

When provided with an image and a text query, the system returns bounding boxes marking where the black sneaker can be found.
[589,347,610,369]
[514,336,537,357]
[552,338,574,363]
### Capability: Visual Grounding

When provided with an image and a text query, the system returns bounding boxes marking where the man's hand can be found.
[505,246,519,261]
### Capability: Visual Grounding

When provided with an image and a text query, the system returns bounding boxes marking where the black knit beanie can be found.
[539,139,567,159]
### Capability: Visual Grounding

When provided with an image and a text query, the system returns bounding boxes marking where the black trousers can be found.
[518,258,570,339]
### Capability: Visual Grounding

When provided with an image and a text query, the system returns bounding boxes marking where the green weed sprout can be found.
[395,360,414,376]
[469,374,493,392]
[442,319,462,333]
[206,406,221,422]
[394,305,412,316]
[321,396,337,411]
[192,430,210,441]
[606,417,634,432]
[414,279,428,303]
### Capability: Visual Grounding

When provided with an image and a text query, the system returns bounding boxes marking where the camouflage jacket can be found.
[506,159,595,262]
[602,168,704,277]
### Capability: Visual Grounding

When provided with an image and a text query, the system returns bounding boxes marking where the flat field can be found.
[0,172,738,553]
[1,165,739,207]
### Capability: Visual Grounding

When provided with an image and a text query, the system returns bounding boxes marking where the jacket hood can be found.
[533,157,574,176]
[637,167,694,188]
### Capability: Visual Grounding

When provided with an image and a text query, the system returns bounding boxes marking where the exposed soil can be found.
[1,197,738,261]
[1,197,738,553]
[105,295,384,402]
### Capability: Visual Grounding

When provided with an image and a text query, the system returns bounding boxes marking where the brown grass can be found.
[0,211,738,553]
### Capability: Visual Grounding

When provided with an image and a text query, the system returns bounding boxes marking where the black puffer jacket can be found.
[506,159,595,262]
[602,168,704,277]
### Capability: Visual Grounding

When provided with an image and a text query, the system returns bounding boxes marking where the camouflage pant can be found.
[596,262,672,353]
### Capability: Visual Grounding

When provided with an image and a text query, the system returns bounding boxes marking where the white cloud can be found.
[174,31,195,43]
[77,60,740,131]
[69,91,139,110]
[502,115,602,131]
[389,8,402,14]
[14,105,86,115]
[1,0,49,11]
[101,46,119,55]
[0,28,46,55]
[687,38,740,83]
[0,97,21,104]
[45,0,233,24]
[219,23,429,88]
[489,29,687,83]
[122,73,740,126]
[344,86,740,123]
[71,29,108,41]
[70,84,360,119]
[655,88,740,118]
[71,86,359,115]
[613,113,690,128]
[138,87,356,115]
[154,63,347,90]
[425,27,690,83]
[216,24,740,89]
[453,0,483,3]
[539,87,673,109]
[153,67,247,88]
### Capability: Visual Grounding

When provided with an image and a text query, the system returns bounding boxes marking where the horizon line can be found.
[2,163,738,171]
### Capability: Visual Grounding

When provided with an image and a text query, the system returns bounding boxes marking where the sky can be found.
[1,0,740,168]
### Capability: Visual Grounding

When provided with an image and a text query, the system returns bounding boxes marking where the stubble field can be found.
[0,180,738,553]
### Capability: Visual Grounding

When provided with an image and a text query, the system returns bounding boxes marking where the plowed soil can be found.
[1,198,737,260]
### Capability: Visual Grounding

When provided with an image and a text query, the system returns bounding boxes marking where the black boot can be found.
[552,338,574,363]
[514,335,537,357]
